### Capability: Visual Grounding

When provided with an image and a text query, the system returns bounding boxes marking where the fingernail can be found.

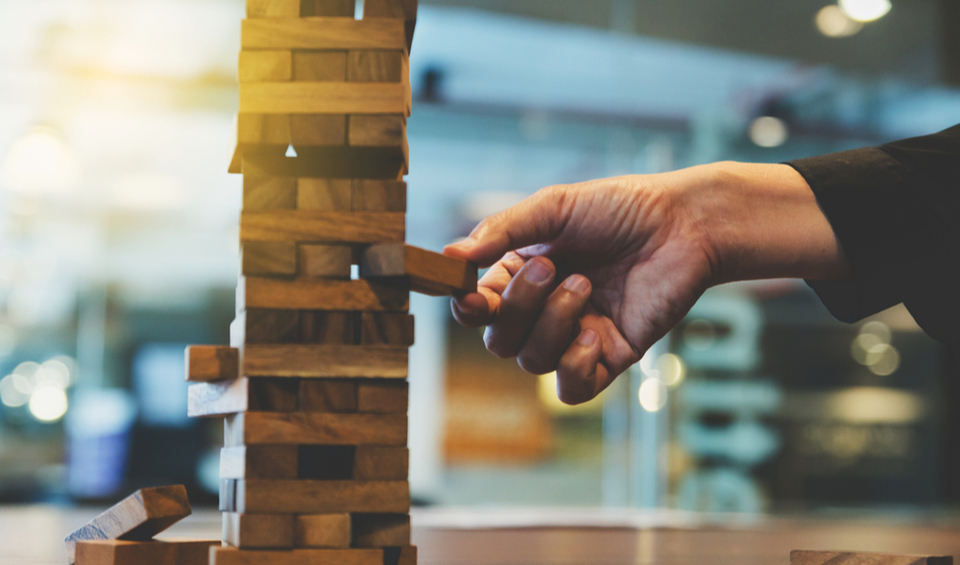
[564,275,589,294]
[577,329,598,347]
[524,261,552,284]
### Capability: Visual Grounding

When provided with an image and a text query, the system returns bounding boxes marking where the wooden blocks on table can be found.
[203,4,422,564]
[75,539,219,565]
[790,551,956,565]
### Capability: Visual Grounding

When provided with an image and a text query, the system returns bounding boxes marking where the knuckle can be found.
[483,331,519,359]
[517,352,554,375]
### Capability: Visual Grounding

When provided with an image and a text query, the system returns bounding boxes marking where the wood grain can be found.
[300,0,355,17]
[360,243,477,296]
[242,241,297,277]
[790,551,954,565]
[210,546,384,565]
[363,0,418,52]
[298,244,353,279]
[241,344,408,377]
[75,539,218,565]
[300,379,358,412]
[220,445,299,479]
[64,485,191,564]
[297,179,352,211]
[352,180,406,212]
[238,113,290,146]
[243,175,297,211]
[360,313,414,346]
[223,513,294,549]
[233,479,410,513]
[295,514,351,548]
[300,311,356,344]
[240,211,405,244]
[187,378,298,417]
[224,411,407,446]
[357,380,408,413]
[349,114,405,147]
[246,0,301,18]
[289,114,347,146]
[353,446,408,480]
[347,50,404,82]
[231,309,302,345]
[292,51,346,81]
[351,513,410,547]
[239,50,292,82]
[242,18,406,51]
[238,277,408,312]
[185,346,239,382]
[240,83,408,115]
[240,152,406,181]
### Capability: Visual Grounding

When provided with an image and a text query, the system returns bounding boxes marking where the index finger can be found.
[450,252,525,327]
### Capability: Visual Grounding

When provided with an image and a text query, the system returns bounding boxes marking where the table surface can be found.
[8,505,960,565]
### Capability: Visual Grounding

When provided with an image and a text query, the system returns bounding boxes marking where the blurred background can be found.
[0,0,958,515]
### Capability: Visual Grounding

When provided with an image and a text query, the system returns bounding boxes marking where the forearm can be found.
[680,161,852,284]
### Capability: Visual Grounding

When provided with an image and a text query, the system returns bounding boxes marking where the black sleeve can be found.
[786,124,960,344]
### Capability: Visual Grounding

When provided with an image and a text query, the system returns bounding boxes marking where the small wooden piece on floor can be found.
[64,485,192,564]
[75,539,218,565]
[360,243,477,296]
[295,514,351,548]
[210,546,384,565]
[790,550,955,565]
[223,513,294,549]
[185,346,239,382]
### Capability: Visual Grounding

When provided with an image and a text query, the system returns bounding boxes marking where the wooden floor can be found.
[8,505,960,565]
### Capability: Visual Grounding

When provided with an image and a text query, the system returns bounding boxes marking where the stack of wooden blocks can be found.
[186,1,476,564]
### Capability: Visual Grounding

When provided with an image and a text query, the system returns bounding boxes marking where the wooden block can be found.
[185,346,239,382]
[239,50,292,82]
[349,114,405,147]
[242,241,297,277]
[300,379,358,412]
[75,539,218,565]
[790,551,954,565]
[289,114,346,146]
[220,445,299,479]
[347,50,404,82]
[241,152,406,181]
[299,445,355,479]
[240,211,405,244]
[351,514,410,547]
[64,485,191,564]
[223,513,294,549]
[352,180,406,212]
[300,311,356,344]
[295,514,351,548]
[242,18,406,51]
[247,0,301,18]
[232,310,302,345]
[297,179,351,211]
[243,176,297,211]
[360,243,478,296]
[240,83,408,115]
[396,546,417,565]
[238,277,408,312]
[353,447,408,480]
[188,378,299,417]
[363,0,418,52]
[232,479,410,513]
[210,546,384,565]
[220,479,237,512]
[300,0,355,17]
[360,313,414,346]
[357,380,408,413]
[241,344,408,378]
[292,51,346,81]
[238,113,290,145]
[298,244,352,278]
[224,412,407,446]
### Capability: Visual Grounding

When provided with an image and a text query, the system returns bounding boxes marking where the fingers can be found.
[443,187,570,267]
[556,329,604,405]
[450,252,524,327]
[516,275,592,374]
[483,257,557,358]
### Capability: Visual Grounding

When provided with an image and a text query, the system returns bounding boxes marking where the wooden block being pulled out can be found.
[75,539,218,565]
[64,485,191,564]
[790,551,955,565]
[224,411,407,446]
[241,344,408,378]
[185,346,239,382]
[229,479,410,513]
[361,243,477,296]
[210,546,384,565]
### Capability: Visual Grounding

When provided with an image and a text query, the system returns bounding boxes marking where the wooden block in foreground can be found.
[231,479,410,513]
[295,514,351,548]
[351,513,410,547]
[357,380,408,413]
[220,445,298,479]
[223,513,294,549]
[239,50,292,82]
[241,344,408,378]
[360,313,414,346]
[185,346,239,382]
[361,243,477,296]
[210,546,384,565]
[188,378,298,417]
[240,83,408,115]
[240,211,405,244]
[224,411,407,446]
[241,18,406,51]
[238,277,408,312]
[242,241,297,277]
[790,551,955,565]
[353,446,409,480]
[64,485,191,564]
[75,539,218,565]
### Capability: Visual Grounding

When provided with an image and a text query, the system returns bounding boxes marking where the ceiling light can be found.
[839,0,892,22]
[748,116,789,148]
[816,5,863,37]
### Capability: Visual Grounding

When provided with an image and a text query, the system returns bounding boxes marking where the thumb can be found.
[443,188,568,267]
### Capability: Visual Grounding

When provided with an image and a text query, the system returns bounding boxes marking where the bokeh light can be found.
[656,353,686,388]
[639,378,668,412]
[0,374,30,407]
[748,116,789,148]
[815,5,863,37]
[0,126,81,195]
[839,0,892,22]
[28,386,69,422]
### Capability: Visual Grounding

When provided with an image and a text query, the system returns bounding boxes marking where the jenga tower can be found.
[185,1,476,564]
